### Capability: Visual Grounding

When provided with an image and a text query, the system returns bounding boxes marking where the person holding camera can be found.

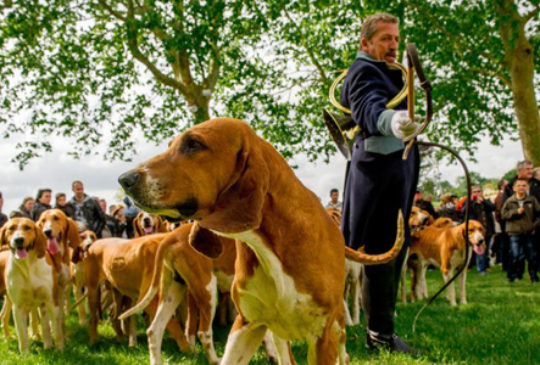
[501,178,540,283]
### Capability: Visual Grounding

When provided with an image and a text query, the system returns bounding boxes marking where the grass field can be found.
[0,265,538,364]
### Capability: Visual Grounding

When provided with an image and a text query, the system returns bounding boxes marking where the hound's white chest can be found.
[450,247,470,270]
[7,256,54,308]
[219,230,327,340]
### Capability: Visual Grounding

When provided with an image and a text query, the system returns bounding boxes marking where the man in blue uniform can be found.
[340,13,420,353]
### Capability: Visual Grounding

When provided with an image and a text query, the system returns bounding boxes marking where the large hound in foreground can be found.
[119,118,405,364]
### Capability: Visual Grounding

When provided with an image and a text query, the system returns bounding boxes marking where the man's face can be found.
[330,191,339,202]
[518,164,533,179]
[0,195,3,210]
[99,200,106,212]
[472,187,483,198]
[513,180,528,195]
[362,21,400,63]
[73,183,85,199]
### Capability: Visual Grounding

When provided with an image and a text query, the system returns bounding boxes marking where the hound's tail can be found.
[345,210,405,265]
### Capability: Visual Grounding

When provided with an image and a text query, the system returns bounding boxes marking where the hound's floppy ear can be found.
[0,225,8,248]
[200,137,269,233]
[156,216,168,233]
[66,217,82,249]
[34,227,47,259]
[71,246,83,264]
[133,212,144,237]
[188,221,223,258]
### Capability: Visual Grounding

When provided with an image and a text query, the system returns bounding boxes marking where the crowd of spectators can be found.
[0,180,140,240]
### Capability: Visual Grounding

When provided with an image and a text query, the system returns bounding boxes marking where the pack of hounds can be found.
[0,118,485,364]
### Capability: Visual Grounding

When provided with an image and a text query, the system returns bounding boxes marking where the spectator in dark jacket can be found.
[414,188,438,219]
[122,196,140,238]
[55,192,75,218]
[69,181,107,238]
[0,192,8,228]
[469,186,496,274]
[501,178,540,282]
[493,179,509,268]
[504,160,540,275]
[31,188,52,221]
[504,160,540,202]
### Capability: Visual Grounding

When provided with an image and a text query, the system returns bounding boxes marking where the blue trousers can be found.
[508,234,538,280]
[341,142,419,335]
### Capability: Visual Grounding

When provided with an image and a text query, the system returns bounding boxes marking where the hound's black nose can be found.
[43,229,53,238]
[14,237,24,246]
[118,171,141,190]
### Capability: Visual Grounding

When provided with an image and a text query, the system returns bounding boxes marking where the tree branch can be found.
[98,0,127,22]
[125,0,188,95]
[283,9,328,83]
[524,5,539,22]
[408,2,508,81]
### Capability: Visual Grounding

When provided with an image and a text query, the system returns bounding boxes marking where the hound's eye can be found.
[53,216,59,221]
[22,225,31,231]
[179,136,206,155]
[8,226,15,231]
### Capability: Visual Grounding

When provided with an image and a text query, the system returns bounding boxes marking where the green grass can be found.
[1,265,538,364]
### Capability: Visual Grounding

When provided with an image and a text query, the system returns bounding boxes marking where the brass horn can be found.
[323,62,409,161]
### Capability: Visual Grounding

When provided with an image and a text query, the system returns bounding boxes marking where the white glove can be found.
[390,110,421,139]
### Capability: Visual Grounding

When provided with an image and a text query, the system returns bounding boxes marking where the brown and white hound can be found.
[133,211,168,237]
[82,233,192,351]
[118,118,404,364]
[409,220,485,306]
[0,218,64,353]
[36,209,82,325]
[70,229,99,325]
[120,223,237,365]
[0,249,10,338]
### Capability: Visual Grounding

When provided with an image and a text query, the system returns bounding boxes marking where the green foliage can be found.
[503,168,517,182]
[0,1,538,168]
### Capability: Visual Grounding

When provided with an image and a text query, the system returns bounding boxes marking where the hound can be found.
[118,118,405,364]
[83,233,191,352]
[133,211,168,237]
[36,209,82,325]
[0,218,64,353]
[409,220,485,306]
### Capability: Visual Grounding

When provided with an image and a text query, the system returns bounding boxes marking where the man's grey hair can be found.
[517,160,533,170]
[361,13,399,41]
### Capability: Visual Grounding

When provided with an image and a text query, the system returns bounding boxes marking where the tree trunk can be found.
[189,94,211,124]
[509,32,540,165]
[498,0,540,165]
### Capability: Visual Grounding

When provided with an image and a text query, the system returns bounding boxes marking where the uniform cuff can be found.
[377,109,397,137]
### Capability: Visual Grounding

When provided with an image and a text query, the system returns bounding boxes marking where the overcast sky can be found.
[1,130,523,215]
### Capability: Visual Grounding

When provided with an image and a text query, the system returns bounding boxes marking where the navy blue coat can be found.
[339,51,420,335]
